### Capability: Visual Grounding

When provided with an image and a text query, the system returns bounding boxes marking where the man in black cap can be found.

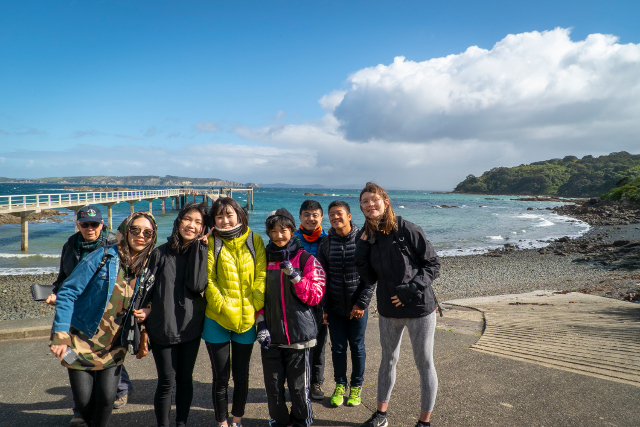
[46,205,133,426]
[48,205,116,299]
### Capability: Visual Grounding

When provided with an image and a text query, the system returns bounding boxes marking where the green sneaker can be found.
[346,385,362,406]
[330,384,346,407]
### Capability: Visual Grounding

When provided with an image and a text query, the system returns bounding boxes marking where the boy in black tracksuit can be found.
[256,208,326,427]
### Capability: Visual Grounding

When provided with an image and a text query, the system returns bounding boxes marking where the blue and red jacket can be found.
[263,239,325,346]
[294,227,327,257]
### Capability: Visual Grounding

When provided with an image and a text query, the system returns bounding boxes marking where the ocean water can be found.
[0,183,589,275]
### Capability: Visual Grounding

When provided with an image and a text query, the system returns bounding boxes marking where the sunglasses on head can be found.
[129,226,154,240]
[79,222,101,229]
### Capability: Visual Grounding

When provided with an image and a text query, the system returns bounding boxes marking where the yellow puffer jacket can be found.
[205,228,267,333]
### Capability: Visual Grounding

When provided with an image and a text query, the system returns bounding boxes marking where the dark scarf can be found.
[76,229,108,261]
[214,223,244,240]
[266,235,302,262]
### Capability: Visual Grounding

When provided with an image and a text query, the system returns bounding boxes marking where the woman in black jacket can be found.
[354,182,441,427]
[139,202,209,427]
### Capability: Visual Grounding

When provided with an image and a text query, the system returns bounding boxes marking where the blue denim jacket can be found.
[53,245,139,339]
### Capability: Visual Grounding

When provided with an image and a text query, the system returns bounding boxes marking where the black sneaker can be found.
[310,383,325,400]
[361,412,388,427]
[415,422,430,427]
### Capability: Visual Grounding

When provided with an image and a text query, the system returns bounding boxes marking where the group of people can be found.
[48,182,441,427]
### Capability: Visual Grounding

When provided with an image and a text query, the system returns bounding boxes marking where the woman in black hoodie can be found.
[139,202,209,427]
[354,182,441,427]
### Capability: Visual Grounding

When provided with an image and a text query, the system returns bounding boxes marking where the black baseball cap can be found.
[77,205,103,223]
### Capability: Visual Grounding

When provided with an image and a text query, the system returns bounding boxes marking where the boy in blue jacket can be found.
[293,200,328,400]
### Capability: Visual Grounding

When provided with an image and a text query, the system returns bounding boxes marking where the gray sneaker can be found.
[361,412,388,427]
[310,383,324,400]
[113,392,129,409]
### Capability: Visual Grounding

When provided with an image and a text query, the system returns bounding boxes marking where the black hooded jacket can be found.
[144,240,208,346]
[354,216,440,318]
[52,231,117,293]
[317,221,375,317]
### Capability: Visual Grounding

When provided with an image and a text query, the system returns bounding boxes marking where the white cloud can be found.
[232,28,640,189]
[270,110,287,121]
[333,28,640,145]
[194,121,219,133]
[0,143,316,184]
[144,126,159,138]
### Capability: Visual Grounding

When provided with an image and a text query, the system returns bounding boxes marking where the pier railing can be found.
[0,186,254,251]
[0,189,184,212]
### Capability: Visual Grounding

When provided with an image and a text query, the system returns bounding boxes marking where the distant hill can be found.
[454,151,640,198]
[0,175,258,188]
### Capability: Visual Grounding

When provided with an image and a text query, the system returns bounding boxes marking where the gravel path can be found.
[1,225,638,322]
[0,273,56,321]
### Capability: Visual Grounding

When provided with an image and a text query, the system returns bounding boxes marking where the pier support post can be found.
[148,200,153,214]
[171,198,175,210]
[21,214,28,252]
[100,202,118,231]
[192,193,196,203]
[129,202,135,214]
[73,207,81,233]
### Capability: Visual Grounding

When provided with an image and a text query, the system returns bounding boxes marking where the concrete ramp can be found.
[445,291,640,387]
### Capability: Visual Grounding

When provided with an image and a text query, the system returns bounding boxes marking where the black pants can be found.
[261,346,313,427]
[310,323,327,385]
[205,340,254,423]
[150,338,201,427]
[68,365,122,427]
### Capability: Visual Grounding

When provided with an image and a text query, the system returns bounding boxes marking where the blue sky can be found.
[1,1,639,189]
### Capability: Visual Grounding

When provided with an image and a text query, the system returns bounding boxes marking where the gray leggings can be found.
[377,312,438,413]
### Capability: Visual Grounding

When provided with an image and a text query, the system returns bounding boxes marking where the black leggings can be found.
[150,338,202,427]
[205,340,254,423]
[68,365,122,427]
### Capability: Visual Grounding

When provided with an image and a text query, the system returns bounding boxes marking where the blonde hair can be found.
[359,182,397,236]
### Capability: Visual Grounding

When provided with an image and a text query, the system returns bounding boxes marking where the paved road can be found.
[1,301,639,427]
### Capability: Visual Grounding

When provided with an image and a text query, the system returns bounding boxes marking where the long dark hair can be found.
[209,197,249,236]
[169,202,208,252]
[360,182,397,237]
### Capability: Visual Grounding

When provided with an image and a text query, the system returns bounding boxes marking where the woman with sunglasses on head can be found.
[354,182,441,427]
[135,202,209,427]
[203,197,266,427]
[50,211,157,427]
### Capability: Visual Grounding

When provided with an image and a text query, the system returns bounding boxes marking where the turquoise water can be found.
[0,183,589,275]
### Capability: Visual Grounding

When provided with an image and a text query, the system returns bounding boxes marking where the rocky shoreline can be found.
[0,209,68,226]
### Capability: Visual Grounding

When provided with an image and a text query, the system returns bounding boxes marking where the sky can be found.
[1,0,639,190]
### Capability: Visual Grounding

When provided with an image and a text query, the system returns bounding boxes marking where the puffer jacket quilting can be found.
[205,228,267,333]
[317,222,374,317]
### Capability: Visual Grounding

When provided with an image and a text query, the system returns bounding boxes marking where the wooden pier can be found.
[0,187,254,251]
